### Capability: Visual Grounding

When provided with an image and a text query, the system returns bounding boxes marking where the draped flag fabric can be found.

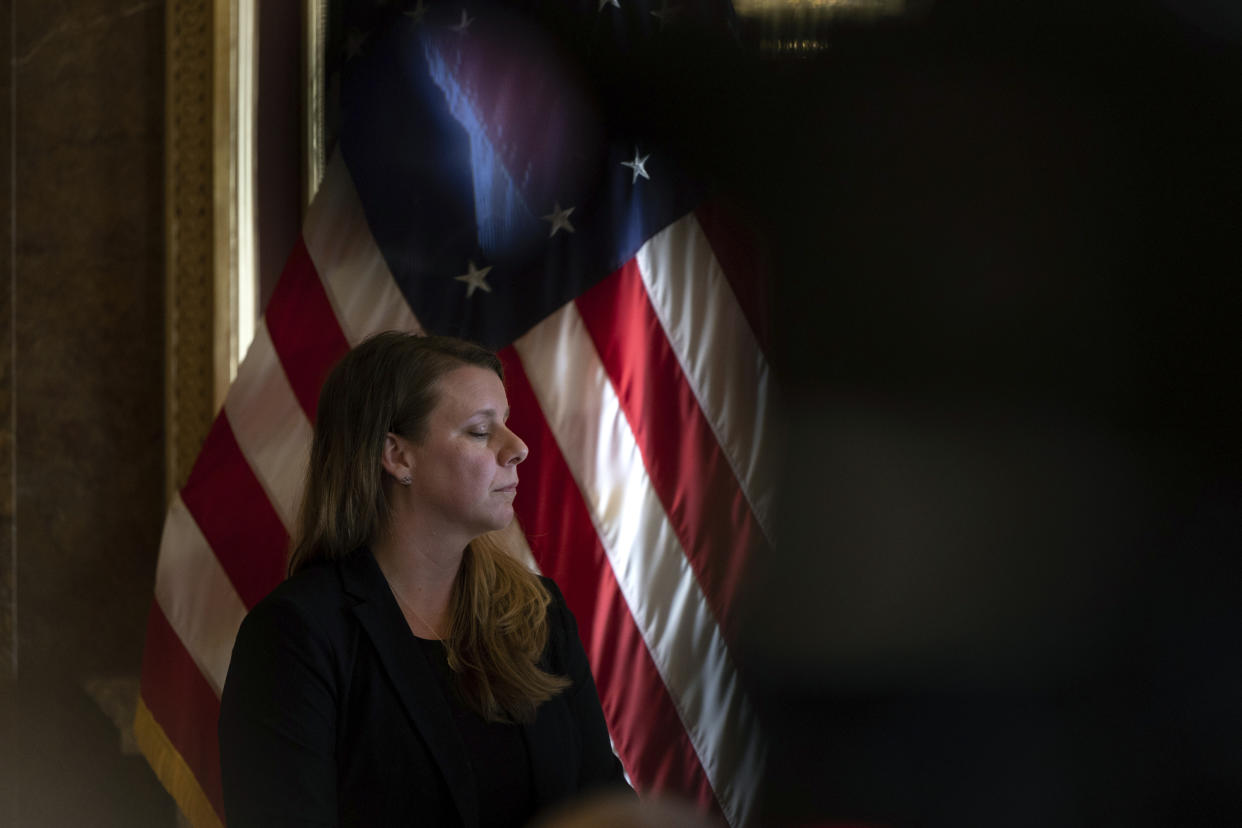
[136,3,775,826]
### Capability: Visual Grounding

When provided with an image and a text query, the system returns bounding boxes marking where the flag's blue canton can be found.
[422,34,538,262]
[338,12,701,348]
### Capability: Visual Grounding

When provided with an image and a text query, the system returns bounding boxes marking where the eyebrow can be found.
[467,407,510,421]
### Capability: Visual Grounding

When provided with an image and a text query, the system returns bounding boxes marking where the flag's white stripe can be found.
[515,304,764,828]
[153,493,248,696]
[223,321,311,532]
[636,216,777,543]
[303,155,422,342]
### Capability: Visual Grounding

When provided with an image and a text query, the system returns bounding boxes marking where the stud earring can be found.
[400,475,412,486]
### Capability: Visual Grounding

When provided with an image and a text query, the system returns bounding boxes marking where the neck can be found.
[371,515,468,637]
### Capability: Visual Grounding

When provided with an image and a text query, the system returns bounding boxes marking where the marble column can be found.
[2,1,176,824]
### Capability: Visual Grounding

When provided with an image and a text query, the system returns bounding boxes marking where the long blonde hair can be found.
[289,331,568,722]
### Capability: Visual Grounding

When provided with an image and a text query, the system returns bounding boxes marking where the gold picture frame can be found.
[164,0,326,497]
[164,0,243,497]
[303,0,329,211]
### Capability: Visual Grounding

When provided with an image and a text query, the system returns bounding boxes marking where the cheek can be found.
[471,457,498,489]
[449,447,495,491]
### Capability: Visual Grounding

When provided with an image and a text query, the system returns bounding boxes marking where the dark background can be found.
[1,0,1237,825]
[335,1,1242,824]
[712,2,1242,826]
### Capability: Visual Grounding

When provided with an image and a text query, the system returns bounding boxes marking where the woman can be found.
[219,332,628,827]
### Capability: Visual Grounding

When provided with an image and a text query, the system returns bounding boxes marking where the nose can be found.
[502,426,528,466]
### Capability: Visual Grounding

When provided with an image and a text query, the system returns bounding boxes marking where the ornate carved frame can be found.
[164,0,325,497]
[165,0,236,497]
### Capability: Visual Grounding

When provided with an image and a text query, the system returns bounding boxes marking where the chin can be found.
[474,511,514,538]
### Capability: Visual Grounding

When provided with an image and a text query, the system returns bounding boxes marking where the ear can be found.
[380,432,415,483]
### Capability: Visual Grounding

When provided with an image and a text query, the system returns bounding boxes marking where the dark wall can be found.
[0,1,175,825]
[717,3,1242,826]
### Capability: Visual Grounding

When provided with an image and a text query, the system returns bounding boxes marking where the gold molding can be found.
[165,0,255,499]
[212,0,239,407]
[165,0,218,498]
[303,0,328,211]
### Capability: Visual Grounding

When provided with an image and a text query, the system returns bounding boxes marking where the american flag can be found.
[136,3,774,826]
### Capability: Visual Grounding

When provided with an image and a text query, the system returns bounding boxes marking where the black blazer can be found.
[218,549,628,827]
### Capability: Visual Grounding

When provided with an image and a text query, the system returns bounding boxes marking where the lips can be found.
[493,481,518,493]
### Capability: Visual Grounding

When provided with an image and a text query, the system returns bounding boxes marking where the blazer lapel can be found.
[340,550,480,828]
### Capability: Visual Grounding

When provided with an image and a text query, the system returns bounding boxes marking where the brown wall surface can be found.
[1,0,14,814]
[1,1,176,824]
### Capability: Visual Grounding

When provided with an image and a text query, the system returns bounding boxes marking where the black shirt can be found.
[415,637,537,828]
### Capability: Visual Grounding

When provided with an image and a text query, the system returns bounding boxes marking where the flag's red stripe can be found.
[694,202,772,358]
[499,347,723,817]
[587,561,723,812]
[139,600,225,821]
[264,236,352,423]
[575,261,765,634]
[179,414,288,609]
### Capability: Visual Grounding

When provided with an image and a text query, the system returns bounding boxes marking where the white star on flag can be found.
[405,0,427,24]
[651,1,682,28]
[621,148,651,184]
[455,260,493,297]
[542,202,576,237]
[450,9,474,33]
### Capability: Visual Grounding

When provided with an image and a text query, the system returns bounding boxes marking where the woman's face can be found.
[402,364,528,540]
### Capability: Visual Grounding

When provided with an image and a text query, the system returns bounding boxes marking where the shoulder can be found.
[266,558,347,608]
[538,574,566,606]
[537,575,572,631]
[535,575,582,672]
[223,559,360,713]
[234,559,353,654]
